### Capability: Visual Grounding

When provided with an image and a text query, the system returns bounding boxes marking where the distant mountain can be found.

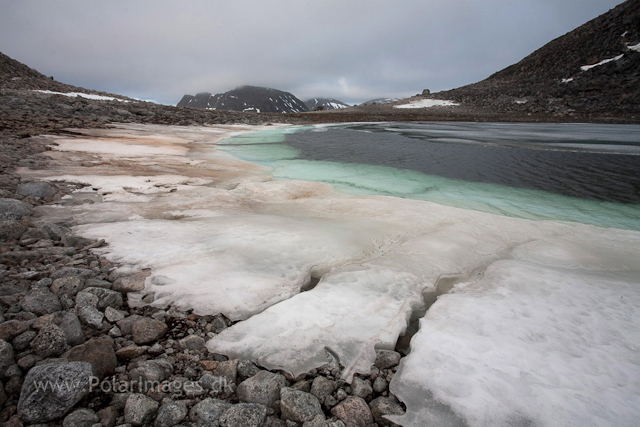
[304,98,350,111]
[433,0,639,116]
[177,86,309,113]
[360,98,402,106]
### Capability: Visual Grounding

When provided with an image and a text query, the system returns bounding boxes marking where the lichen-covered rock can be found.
[17,361,93,424]
[331,396,374,427]
[82,287,123,310]
[30,324,67,357]
[21,290,61,315]
[62,408,100,427]
[310,376,336,404]
[155,401,187,427]
[189,398,232,425]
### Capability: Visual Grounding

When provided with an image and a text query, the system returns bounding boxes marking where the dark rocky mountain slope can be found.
[178,86,309,113]
[304,98,350,110]
[429,0,639,117]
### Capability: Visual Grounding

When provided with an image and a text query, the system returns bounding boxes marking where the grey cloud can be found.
[0,0,624,105]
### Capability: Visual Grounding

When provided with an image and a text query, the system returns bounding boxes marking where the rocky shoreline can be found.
[0,172,407,427]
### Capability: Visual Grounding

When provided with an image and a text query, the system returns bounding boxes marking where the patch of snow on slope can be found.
[628,42,640,52]
[33,90,127,101]
[580,54,624,71]
[394,99,459,109]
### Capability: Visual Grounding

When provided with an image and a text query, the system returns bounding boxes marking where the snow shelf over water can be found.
[23,124,640,427]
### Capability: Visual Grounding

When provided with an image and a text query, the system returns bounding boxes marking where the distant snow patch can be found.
[562,78,574,83]
[628,42,640,52]
[514,100,528,104]
[394,99,459,109]
[33,90,127,102]
[580,54,624,71]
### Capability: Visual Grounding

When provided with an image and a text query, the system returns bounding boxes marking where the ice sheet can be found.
[26,124,640,427]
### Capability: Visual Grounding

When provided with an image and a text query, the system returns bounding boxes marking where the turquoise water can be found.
[218,124,640,231]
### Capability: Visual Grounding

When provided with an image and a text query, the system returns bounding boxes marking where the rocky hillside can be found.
[431,0,640,117]
[178,86,309,113]
[304,98,351,111]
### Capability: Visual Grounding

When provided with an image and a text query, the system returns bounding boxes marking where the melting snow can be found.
[24,124,640,427]
[33,90,127,102]
[628,42,640,52]
[394,99,459,109]
[580,54,624,71]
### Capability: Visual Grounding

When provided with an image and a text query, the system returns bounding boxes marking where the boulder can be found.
[58,311,85,346]
[154,401,187,427]
[112,272,148,293]
[280,387,324,424]
[17,361,93,424]
[331,396,374,427]
[62,408,100,427]
[21,290,61,315]
[374,350,401,369]
[189,398,232,425]
[0,198,32,220]
[51,276,84,297]
[17,181,56,198]
[369,396,404,427]
[220,403,268,427]
[125,393,159,426]
[82,287,123,310]
[66,336,117,379]
[0,320,29,341]
[0,220,26,241]
[30,324,67,357]
[237,370,287,408]
[310,376,336,404]
[131,318,168,345]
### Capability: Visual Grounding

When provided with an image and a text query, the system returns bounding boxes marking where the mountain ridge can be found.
[178,85,309,113]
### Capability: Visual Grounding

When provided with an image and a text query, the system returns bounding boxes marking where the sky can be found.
[0,0,625,105]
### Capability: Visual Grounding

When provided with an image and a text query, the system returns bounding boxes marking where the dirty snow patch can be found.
[394,99,459,109]
[580,54,624,71]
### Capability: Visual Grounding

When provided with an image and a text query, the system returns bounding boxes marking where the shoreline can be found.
[5,123,639,426]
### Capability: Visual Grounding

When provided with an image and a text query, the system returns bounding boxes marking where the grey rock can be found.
[310,376,336,404]
[215,359,238,385]
[116,314,144,336]
[125,393,159,426]
[0,339,15,378]
[116,345,148,362]
[66,336,117,379]
[220,403,267,427]
[0,198,32,220]
[0,382,6,408]
[280,387,324,424]
[58,311,85,346]
[350,377,372,399]
[178,334,205,350]
[374,350,401,369]
[40,223,69,241]
[0,319,29,341]
[131,318,168,345]
[292,380,311,393]
[105,307,127,323]
[86,278,112,289]
[110,392,132,410]
[369,396,404,427]
[21,290,61,315]
[5,363,22,378]
[155,401,187,427]
[63,408,100,427]
[51,276,84,297]
[112,272,148,293]
[189,398,232,425]
[12,330,36,351]
[76,291,99,308]
[17,181,56,198]
[211,316,227,334]
[31,324,67,357]
[373,376,387,393]
[97,406,119,427]
[77,305,104,328]
[0,220,26,241]
[17,361,93,424]
[51,267,93,280]
[199,374,228,393]
[17,354,40,370]
[129,359,174,384]
[237,370,287,408]
[109,325,123,338]
[303,414,327,427]
[331,397,373,427]
[83,287,124,310]
[237,360,261,381]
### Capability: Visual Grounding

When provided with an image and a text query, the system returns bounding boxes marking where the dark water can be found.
[282,122,640,204]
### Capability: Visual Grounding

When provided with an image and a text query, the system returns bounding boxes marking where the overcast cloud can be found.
[0,0,624,105]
